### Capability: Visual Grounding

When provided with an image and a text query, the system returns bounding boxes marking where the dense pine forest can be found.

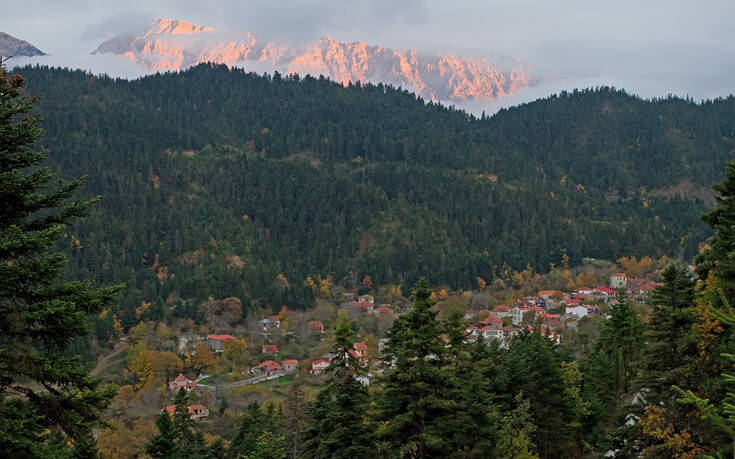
[14,63,735,321]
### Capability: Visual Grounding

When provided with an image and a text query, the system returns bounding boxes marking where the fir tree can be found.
[146,409,178,458]
[377,278,458,457]
[302,317,376,458]
[284,379,308,458]
[0,61,122,456]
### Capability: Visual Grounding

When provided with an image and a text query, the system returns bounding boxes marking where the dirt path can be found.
[91,337,129,378]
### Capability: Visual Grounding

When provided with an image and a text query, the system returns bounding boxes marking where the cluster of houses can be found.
[464,273,662,348]
[342,294,393,316]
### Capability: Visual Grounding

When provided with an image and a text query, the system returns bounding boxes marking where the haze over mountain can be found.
[0,31,44,57]
[94,18,531,103]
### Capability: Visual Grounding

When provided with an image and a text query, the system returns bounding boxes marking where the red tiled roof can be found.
[492,305,511,312]
[312,359,328,366]
[538,290,556,295]
[258,360,282,371]
[611,273,627,277]
[481,316,503,324]
[308,320,324,330]
[208,334,235,342]
[282,359,299,365]
[354,342,367,351]
[262,344,279,353]
[174,373,187,382]
[189,404,206,412]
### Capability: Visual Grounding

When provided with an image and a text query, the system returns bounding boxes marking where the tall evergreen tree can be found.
[0,62,122,456]
[377,278,458,457]
[146,410,178,458]
[302,317,376,458]
[284,379,308,459]
[443,309,499,456]
[641,264,696,402]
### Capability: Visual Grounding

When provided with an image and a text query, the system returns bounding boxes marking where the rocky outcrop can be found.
[94,18,531,102]
[0,31,45,58]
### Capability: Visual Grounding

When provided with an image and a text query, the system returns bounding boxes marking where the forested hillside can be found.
[15,63,735,318]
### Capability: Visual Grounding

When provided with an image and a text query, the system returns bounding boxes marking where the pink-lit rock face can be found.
[94,18,532,102]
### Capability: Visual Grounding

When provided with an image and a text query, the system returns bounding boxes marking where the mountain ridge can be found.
[0,31,45,58]
[93,18,531,102]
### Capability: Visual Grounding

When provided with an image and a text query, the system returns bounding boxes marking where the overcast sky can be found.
[5,0,735,111]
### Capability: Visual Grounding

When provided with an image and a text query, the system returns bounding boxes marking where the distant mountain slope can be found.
[93,18,530,102]
[16,64,734,315]
[0,31,44,57]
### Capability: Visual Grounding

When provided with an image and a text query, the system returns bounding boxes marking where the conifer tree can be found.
[642,264,696,403]
[494,393,539,459]
[0,61,122,456]
[146,410,178,458]
[377,278,458,457]
[302,317,376,458]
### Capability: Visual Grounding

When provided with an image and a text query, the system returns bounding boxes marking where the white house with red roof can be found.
[253,360,282,376]
[262,344,279,354]
[490,305,511,319]
[168,373,197,393]
[633,282,663,302]
[162,404,209,420]
[206,334,235,352]
[511,306,544,325]
[282,359,299,371]
[311,359,330,374]
[480,315,504,329]
[308,320,324,332]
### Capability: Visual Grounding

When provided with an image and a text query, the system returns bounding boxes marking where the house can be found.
[633,282,663,302]
[311,359,330,375]
[566,304,600,319]
[358,294,374,304]
[511,306,530,325]
[353,342,368,359]
[262,344,279,354]
[168,373,197,392]
[308,320,324,332]
[376,305,392,315]
[538,290,557,300]
[610,273,628,289]
[282,359,299,371]
[207,334,235,352]
[480,315,503,329]
[254,360,282,375]
[490,305,511,319]
[259,317,280,331]
[163,404,209,421]
[188,404,209,420]
[482,327,505,345]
